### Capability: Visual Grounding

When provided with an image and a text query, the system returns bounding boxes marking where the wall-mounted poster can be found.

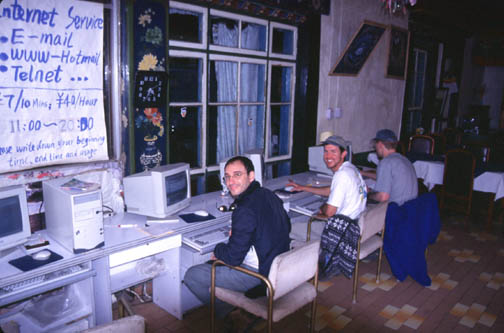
[386,26,410,80]
[329,20,386,76]
[0,0,107,174]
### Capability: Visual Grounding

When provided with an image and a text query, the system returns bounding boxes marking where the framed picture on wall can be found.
[386,26,410,80]
[329,20,387,76]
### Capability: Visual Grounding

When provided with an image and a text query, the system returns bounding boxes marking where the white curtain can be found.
[213,22,265,162]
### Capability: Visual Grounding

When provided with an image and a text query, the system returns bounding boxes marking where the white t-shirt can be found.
[326,161,367,219]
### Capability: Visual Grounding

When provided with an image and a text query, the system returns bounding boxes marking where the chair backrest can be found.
[358,201,388,243]
[443,149,475,196]
[409,135,434,155]
[267,240,320,300]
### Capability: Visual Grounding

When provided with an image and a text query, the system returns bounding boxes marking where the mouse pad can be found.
[179,213,216,223]
[8,250,63,272]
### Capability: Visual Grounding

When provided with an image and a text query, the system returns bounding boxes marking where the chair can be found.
[306,202,388,303]
[210,240,320,333]
[353,201,388,303]
[440,149,475,218]
[408,135,435,155]
[430,133,446,155]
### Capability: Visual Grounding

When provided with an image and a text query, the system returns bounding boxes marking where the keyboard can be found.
[183,224,231,253]
[1,275,45,293]
[0,264,86,295]
[290,196,326,216]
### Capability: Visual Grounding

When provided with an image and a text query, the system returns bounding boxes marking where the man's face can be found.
[323,144,347,171]
[374,141,385,158]
[224,161,255,197]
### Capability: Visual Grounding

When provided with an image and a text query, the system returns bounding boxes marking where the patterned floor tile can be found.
[449,302,497,328]
[317,280,333,292]
[379,304,424,330]
[359,272,397,292]
[309,304,351,331]
[428,272,459,290]
[448,249,481,263]
[469,232,497,242]
[478,272,504,290]
[437,231,454,241]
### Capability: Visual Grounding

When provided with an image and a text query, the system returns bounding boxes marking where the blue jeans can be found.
[184,262,261,318]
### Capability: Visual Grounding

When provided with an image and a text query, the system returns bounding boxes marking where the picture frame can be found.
[329,20,387,76]
[386,25,410,80]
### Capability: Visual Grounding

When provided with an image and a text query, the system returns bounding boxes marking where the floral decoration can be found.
[135,107,164,139]
[138,8,155,27]
[138,53,165,71]
[143,26,163,45]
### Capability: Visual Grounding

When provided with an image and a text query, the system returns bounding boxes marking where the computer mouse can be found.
[32,249,51,261]
[284,186,294,192]
[194,210,209,217]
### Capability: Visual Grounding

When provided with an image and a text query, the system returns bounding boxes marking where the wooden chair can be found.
[211,240,320,333]
[408,135,435,155]
[440,149,475,219]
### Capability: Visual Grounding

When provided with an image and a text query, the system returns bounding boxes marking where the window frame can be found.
[408,48,428,111]
[268,21,298,60]
[168,49,207,174]
[169,1,208,50]
[209,9,268,57]
[266,60,296,162]
[207,53,268,170]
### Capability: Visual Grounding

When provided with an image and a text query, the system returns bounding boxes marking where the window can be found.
[169,1,207,49]
[267,62,295,160]
[165,3,297,191]
[168,50,207,170]
[269,22,297,60]
[407,48,427,110]
[207,55,266,165]
[209,9,268,57]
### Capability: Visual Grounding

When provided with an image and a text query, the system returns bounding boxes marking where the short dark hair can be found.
[225,156,255,174]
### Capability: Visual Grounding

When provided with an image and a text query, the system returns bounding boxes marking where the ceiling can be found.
[409,0,504,41]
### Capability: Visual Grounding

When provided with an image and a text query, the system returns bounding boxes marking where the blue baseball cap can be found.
[372,129,397,143]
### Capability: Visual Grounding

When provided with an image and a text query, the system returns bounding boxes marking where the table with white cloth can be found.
[413,160,504,226]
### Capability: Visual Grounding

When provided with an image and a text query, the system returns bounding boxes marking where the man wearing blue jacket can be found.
[184,156,291,319]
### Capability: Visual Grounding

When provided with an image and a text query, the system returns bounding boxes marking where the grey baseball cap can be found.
[321,135,348,150]
[372,129,397,143]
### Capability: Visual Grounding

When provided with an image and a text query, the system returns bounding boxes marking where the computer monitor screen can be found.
[123,163,191,218]
[0,185,31,255]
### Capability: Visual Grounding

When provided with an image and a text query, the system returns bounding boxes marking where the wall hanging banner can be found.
[0,0,107,173]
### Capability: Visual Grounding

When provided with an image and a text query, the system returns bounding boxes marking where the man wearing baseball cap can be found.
[286,135,367,220]
[364,129,418,205]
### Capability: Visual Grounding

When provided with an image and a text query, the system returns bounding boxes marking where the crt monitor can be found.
[219,151,264,192]
[308,143,352,175]
[0,185,31,256]
[123,163,191,218]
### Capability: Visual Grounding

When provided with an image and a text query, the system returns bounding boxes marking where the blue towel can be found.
[383,193,441,286]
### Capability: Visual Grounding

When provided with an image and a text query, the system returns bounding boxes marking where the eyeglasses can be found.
[223,171,244,182]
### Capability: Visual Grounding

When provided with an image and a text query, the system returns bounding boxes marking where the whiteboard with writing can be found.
[0,0,107,174]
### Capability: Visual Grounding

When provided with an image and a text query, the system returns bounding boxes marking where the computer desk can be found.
[0,171,325,331]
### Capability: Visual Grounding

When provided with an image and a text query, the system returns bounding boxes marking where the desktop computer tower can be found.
[43,177,105,254]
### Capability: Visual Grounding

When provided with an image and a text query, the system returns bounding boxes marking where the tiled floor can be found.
[119,212,504,332]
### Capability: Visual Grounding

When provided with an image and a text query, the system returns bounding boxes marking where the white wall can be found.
[317,0,408,152]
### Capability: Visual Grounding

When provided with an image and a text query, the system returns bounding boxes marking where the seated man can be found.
[362,129,418,206]
[287,135,367,239]
[184,156,291,320]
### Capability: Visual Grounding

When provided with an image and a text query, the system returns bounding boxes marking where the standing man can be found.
[287,135,367,220]
[363,129,418,205]
[184,156,291,319]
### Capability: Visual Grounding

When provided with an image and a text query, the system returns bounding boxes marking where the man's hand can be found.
[286,179,305,192]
